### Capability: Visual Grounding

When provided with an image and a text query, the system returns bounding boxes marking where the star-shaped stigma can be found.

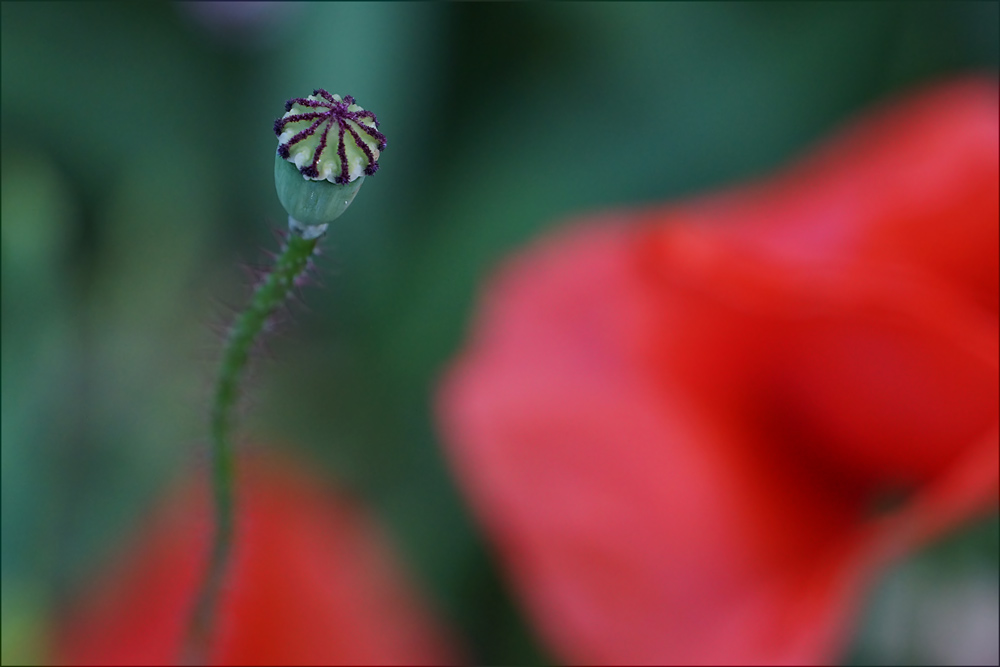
[274,89,387,184]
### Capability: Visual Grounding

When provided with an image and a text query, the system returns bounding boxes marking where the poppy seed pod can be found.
[273,90,386,229]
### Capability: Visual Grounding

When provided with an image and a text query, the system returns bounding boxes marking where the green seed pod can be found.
[273,154,364,227]
[273,90,386,229]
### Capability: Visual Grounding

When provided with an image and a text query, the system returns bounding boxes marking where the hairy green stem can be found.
[183,229,321,663]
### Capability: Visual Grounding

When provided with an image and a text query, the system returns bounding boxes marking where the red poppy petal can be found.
[441,224,878,665]
[658,78,999,315]
[438,79,999,665]
[636,225,999,491]
[631,77,999,491]
[55,453,457,666]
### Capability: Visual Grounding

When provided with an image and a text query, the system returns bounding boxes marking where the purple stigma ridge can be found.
[351,109,379,127]
[286,97,333,111]
[343,112,387,150]
[344,122,378,171]
[305,119,333,178]
[276,117,327,159]
[344,107,379,125]
[314,89,338,104]
[335,124,349,184]
[274,111,326,136]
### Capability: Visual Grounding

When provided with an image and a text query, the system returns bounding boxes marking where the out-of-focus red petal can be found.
[661,78,999,315]
[441,224,876,665]
[636,225,998,490]
[437,78,999,665]
[633,77,999,492]
[54,453,457,666]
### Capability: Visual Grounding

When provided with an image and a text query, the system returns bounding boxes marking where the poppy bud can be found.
[273,89,386,230]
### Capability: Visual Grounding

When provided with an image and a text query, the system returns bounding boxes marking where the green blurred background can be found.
[2,2,998,664]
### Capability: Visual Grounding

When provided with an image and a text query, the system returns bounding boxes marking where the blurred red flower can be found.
[438,78,999,665]
[54,452,457,666]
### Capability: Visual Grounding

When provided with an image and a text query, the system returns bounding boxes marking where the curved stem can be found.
[183,229,321,664]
